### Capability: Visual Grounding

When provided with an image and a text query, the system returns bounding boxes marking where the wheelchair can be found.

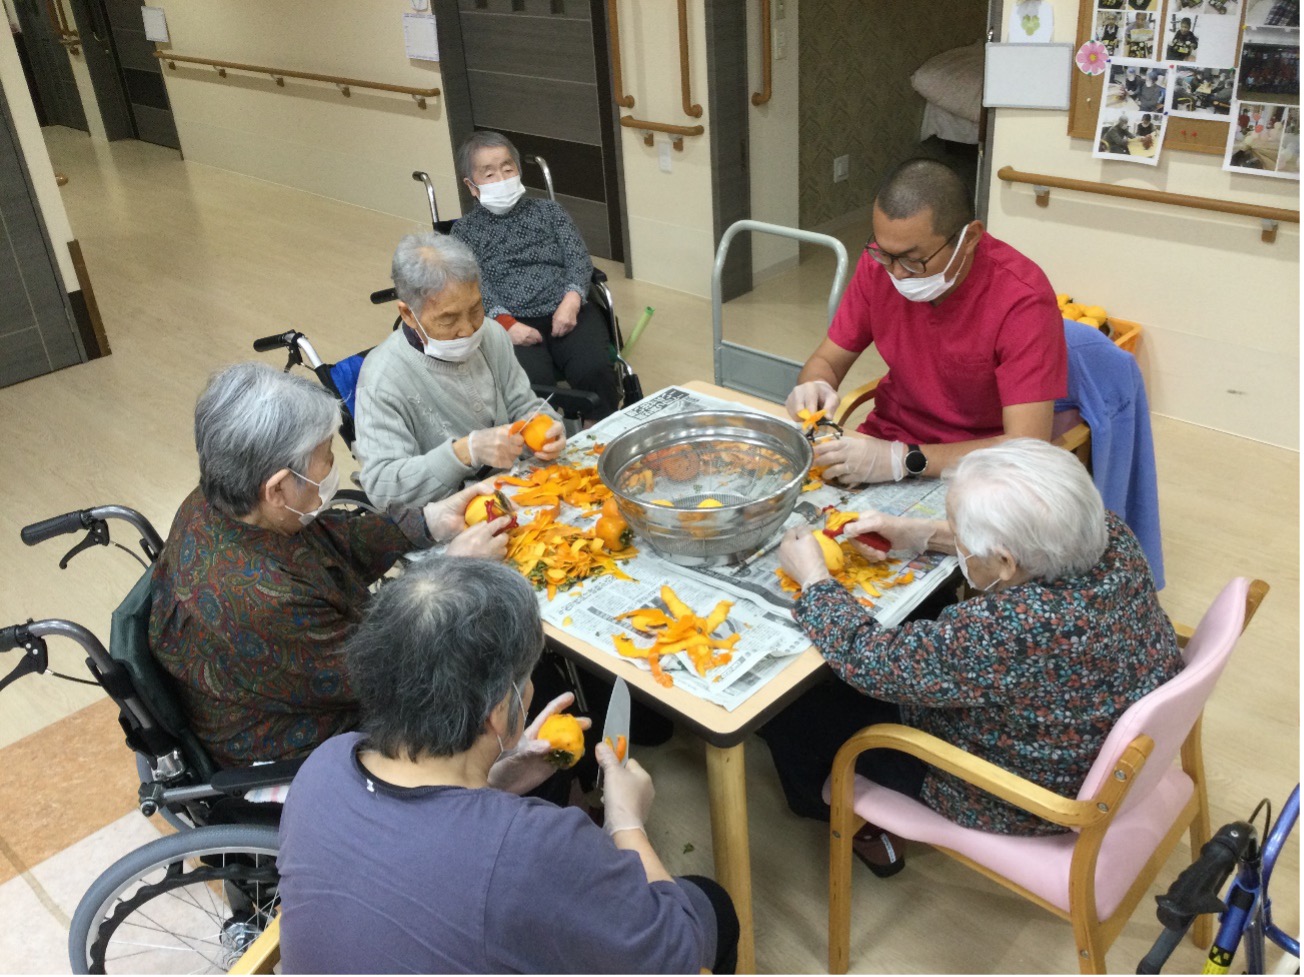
[7,506,293,974]
[368,161,643,422]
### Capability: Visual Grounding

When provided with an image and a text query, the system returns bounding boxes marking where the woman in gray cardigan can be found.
[355,232,564,510]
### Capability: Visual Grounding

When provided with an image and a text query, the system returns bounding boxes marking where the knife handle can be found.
[853,531,892,553]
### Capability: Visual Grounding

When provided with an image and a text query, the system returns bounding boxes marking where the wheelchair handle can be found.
[0,624,24,653]
[370,287,398,305]
[21,510,90,545]
[252,330,298,353]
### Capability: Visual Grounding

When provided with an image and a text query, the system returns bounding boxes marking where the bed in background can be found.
[912,41,985,145]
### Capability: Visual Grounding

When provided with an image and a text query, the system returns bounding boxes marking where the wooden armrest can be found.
[833,378,880,429]
[831,723,1109,829]
[1052,422,1090,454]
[228,914,281,974]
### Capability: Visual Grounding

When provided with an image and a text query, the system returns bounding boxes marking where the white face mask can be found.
[413,319,484,363]
[956,547,999,593]
[286,460,340,526]
[476,176,525,216]
[888,224,970,303]
[494,681,528,756]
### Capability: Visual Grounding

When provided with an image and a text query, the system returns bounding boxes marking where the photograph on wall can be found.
[1223,100,1301,175]
[1105,62,1175,110]
[1164,8,1242,67]
[1170,66,1237,114]
[1009,0,1054,42]
[1245,0,1299,29]
[1167,1,1243,18]
[1095,61,1172,163]
[1236,26,1301,101]
[1096,8,1126,53]
[1124,10,1162,58]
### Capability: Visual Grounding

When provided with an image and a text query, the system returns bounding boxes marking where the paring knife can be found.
[600,677,631,766]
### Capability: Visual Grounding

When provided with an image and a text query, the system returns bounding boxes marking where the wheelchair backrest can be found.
[109,568,218,781]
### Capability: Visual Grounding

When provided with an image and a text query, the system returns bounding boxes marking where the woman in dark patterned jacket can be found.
[760,439,1180,877]
[150,363,509,768]
[450,130,620,420]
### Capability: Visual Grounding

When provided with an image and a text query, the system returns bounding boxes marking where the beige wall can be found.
[798,0,987,228]
[615,0,716,297]
[0,23,78,283]
[987,0,1299,449]
[155,0,457,226]
[747,0,800,279]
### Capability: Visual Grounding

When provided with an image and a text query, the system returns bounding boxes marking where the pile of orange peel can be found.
[775,508,916,608]
[611,586,738,688]
[504,505,634,599]
[498,463,612,513]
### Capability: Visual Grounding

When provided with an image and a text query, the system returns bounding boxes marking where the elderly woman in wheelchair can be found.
[277,556,739,974]
[353,231,566,511]
[761,439,1180,875]
[150,362,508,768]
[450,130,621,421]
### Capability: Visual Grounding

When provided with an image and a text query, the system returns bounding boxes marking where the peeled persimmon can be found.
[521,414,555,452]
[464,490,516,531]
[538,713,585,768]
[815,532,845,572]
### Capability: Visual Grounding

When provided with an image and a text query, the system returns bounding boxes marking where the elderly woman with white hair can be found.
[354,230,564,511]
[761,438,1181,876]
[150,363,508,769]
[277,557,739,974]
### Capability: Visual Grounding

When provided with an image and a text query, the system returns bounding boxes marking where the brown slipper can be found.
[851,822,906,879]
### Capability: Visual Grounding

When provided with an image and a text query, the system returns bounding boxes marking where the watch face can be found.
[906,449,927,475]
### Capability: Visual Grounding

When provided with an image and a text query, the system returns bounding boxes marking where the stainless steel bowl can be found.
[597,410,812,566]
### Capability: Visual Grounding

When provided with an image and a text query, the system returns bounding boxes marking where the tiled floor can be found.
[0,128,1296,974]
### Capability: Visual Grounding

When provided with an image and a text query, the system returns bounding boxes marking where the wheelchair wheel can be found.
[68,824,280,974]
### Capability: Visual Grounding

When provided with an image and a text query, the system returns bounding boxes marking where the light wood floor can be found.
[0,128,1297,973]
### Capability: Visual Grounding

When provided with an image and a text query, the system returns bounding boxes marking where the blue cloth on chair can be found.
[329,354,366,418]
[1055,319,1164,590]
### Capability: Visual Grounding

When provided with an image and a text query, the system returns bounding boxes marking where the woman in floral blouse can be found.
[761,439,1180,876]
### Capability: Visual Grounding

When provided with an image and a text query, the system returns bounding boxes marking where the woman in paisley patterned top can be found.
[150,363,509,768]
[761,439,1180,874]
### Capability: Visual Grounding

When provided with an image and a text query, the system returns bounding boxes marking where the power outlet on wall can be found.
[833,155,850,183]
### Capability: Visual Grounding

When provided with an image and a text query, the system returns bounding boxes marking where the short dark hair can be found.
[345,558,544,761]
[873,158,973,239]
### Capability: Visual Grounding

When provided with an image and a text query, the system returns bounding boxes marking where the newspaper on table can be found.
[504,386,958,711]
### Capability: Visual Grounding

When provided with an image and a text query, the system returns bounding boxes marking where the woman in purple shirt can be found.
[277,557,737,974]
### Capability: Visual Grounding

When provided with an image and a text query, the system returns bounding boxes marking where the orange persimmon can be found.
[538,713,585,768]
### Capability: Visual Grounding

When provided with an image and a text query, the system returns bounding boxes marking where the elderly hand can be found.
[785,379,840,421]
[422,479,499,543]
[779,526,833,591]
[551,292,582,338]
[843,510,936,562]
[814,434,905,485]
[467,424,526,470]
[507,322,543,346]
[531,419,566,462]
[597,740,655,835]
[445,516,511,559]
[488,692,591,796]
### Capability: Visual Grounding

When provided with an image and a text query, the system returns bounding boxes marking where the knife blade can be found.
[600,677,631,766]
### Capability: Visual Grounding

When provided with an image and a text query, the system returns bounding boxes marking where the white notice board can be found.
[141,6,169,44]
[403,13,439,62]
[983,42,1073,110]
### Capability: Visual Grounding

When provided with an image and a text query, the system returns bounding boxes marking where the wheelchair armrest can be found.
[532,384,602,421]
[591,267,608,284]
[210,757,305,796]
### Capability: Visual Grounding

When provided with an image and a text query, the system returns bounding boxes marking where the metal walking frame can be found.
[712,220,850,403]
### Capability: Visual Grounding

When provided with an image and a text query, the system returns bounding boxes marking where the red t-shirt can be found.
[828,234,1067,444]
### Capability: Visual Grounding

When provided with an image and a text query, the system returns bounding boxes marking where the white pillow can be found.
[911,42,985,125]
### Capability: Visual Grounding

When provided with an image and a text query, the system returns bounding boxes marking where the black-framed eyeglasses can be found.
[865,225,964,277]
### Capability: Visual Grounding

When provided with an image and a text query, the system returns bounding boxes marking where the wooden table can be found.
[544,382,833,973]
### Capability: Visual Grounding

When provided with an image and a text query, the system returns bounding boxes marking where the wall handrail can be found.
[154,53,440,108]
[998,165,1298,243]
[606,0,635,108]
[619,116,705,151]
[676,0,702,118]
[751,0,771,107]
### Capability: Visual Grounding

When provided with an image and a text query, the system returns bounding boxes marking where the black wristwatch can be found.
[904,443,928,478]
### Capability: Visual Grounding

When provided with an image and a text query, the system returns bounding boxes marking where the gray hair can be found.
[456,130,521,183]
[947,439,1108,581]
[345,557,544,761]
[194,362,340,518]
[874,158,974,238]
[390,231,481,313]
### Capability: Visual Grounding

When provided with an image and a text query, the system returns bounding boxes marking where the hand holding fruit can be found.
[842,510,938,561]
[814,434,905,485]
[422,479,501,542]
[785,379,840,421]
[778,525,833,590]
[510,413,566,461]
[467,424,526,470]
[445,517,511,559]
[597,740,655,836]
[488,692,591,796]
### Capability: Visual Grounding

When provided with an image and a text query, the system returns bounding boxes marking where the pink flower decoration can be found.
[1076,41,1109,76]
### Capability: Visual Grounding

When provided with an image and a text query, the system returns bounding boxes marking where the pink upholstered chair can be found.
[826,577,1270,974]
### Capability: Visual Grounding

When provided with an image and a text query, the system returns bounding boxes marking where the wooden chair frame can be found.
[228,914,281,974]
[828,580,1268,975]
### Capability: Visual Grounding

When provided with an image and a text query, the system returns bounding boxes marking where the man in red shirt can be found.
[788,158,1067,484]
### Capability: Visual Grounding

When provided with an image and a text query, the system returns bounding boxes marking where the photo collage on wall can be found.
[1225,0,1300,178]
[1091,0,1301,171]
